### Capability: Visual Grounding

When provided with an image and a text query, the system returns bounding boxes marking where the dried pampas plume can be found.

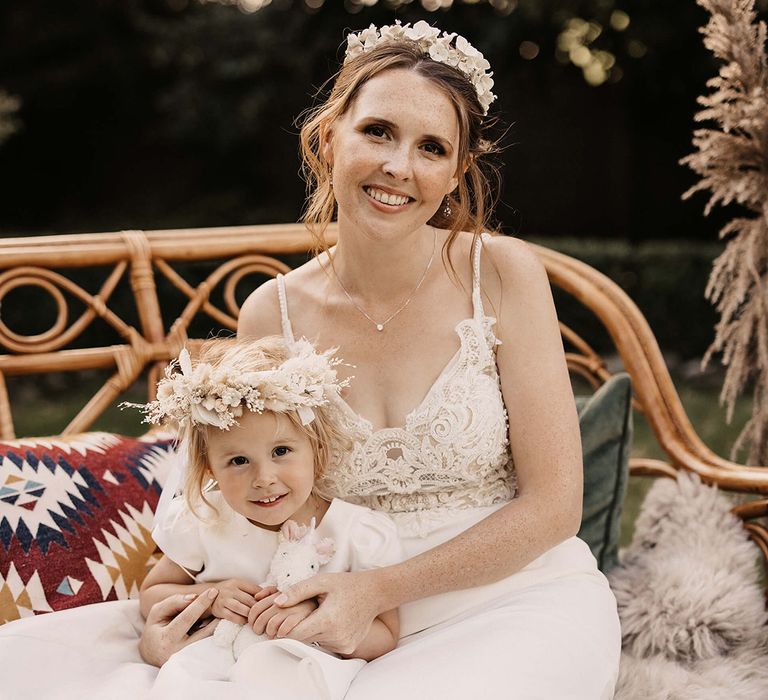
[681,0,768,465]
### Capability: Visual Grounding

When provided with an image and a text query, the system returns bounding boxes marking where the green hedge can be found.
[530,237,722,361]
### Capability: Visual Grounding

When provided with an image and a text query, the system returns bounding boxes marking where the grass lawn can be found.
[5,365,753,549]
[620,376,752,546]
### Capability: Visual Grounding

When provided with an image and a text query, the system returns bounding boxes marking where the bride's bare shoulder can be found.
[237,257,322,339]
[482,233,546,285]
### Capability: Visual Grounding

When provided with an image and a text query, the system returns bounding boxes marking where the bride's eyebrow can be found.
[358,116,453,146]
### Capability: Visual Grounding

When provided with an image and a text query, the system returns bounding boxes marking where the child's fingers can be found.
[221,609,248,625]
[234,590,257,609]
[232,579,262,596]
[254,586,278,601]
[247,593,278,627]
[265,611,287,638]
[276,614,306,639]
[225,599,252,620]
[252,604,281,635]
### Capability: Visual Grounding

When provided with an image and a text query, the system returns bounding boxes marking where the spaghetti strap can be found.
[275,273,297,346]
[471,233,490,321]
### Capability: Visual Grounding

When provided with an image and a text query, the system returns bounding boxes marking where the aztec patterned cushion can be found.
[0,432,178,625]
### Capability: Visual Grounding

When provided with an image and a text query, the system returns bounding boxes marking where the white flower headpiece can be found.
[129,338,349,430]
[345,20,496,115]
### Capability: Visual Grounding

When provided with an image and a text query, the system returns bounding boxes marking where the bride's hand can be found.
[139,588,219,667]
[273,570,385,655]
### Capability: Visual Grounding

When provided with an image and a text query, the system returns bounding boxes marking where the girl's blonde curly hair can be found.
[180,336,349,519]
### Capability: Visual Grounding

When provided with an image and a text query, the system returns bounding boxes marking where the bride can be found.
[233,21,621,698]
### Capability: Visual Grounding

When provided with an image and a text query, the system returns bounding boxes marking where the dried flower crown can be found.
[344,20,496,115]
[127,338,349,430]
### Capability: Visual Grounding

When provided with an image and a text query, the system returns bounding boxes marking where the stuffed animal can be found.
[609,472,768,699]
[214,517,335,660]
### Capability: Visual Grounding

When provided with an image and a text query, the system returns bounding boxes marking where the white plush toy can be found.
[214,517,335,660]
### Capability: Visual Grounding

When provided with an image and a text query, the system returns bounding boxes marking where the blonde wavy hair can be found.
[179,336,349,519]
[299,39,502,271]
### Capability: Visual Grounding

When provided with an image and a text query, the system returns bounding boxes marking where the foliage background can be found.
[0,0,764,241]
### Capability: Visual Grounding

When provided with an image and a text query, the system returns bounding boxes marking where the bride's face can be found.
[323,68,461,241]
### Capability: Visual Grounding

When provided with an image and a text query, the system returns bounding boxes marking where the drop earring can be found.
[443,195,452,217]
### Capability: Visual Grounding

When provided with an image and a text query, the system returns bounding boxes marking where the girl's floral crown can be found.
[129,338,349,430]
[344,20,496,115]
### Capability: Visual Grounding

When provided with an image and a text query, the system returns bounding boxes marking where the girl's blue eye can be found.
[272,446,290,458]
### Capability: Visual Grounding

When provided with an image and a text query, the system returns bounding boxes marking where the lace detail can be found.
[279,235,517,515]
[316,315,517,512]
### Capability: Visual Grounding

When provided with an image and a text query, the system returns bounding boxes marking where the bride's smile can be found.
[322,68,460,244]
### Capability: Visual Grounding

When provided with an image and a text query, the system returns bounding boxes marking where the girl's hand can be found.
[273,571,385,655]
[248,590,318,639]
[211,578,262,624]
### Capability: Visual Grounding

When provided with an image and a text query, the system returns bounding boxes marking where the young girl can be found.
[136,335,401,699]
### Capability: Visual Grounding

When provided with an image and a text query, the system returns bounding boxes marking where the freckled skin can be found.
[235,66,584,655]
[323,68,459,249]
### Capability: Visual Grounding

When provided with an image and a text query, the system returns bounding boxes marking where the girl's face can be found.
[206,411,317,531]
[323,67,461,241]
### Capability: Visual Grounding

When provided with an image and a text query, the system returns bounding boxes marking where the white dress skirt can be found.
[348,504,621,700]
[0,503,619,700]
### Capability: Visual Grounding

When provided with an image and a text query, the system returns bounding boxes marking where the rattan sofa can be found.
[0,223,766,579]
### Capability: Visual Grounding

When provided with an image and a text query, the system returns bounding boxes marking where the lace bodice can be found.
[276,234,517,514]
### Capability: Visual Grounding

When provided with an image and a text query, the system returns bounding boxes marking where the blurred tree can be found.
[0,0,765,243]
[0,90,21,145]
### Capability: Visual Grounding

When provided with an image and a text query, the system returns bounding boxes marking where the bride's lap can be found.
[0,573,619,700]
[0,600,157,700]
[347,574,621,700]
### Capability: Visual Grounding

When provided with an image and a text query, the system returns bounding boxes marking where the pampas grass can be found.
[681,0,768,465]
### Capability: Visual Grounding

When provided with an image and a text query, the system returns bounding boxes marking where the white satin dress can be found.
[276,235,621,699]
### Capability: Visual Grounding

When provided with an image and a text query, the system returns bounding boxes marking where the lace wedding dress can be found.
[275,235,621,698]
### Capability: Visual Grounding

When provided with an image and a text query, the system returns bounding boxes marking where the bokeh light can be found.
[519,41,540,60]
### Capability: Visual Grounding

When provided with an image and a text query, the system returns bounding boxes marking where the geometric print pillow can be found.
[0,432,179,625]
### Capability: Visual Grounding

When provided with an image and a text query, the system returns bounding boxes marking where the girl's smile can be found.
[206,411,320,531]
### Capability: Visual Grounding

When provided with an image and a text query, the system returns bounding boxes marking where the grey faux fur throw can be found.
[609,472,768,700]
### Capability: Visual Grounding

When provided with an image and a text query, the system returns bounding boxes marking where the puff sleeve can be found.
[348,509,404,572]
[151,496,205,575]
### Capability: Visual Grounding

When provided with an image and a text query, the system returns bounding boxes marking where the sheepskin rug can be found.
[609,472,768,700]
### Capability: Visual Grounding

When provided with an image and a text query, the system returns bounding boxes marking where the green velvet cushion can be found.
[575,372,633,572]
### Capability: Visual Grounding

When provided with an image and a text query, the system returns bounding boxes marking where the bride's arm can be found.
[273,237,584,654]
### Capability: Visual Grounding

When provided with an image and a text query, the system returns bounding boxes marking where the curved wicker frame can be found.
[0,224,766,561]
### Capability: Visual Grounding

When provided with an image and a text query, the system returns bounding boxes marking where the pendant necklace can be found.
[334,229,436,332]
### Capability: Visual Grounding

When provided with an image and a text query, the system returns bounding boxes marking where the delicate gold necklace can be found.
[333,229,436,332]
